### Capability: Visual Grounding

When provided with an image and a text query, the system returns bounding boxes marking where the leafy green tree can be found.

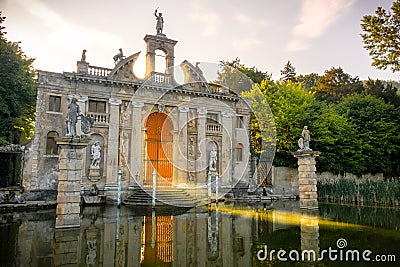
[262,80,319,167]
[361,0,400,73]
[363,78,400,107]
[219,57,270,85]
[336,94,400,177]
[310,105,363,175]
[315,67,363,104]
[280,60,296,83]
[0,12,36,144]
[297,73,319,92]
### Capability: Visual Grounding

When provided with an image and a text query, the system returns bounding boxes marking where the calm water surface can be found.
[0,201,399,266]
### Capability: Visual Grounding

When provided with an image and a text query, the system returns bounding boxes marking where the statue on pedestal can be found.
[209,147,217,171]
[298,126,312,151]
[154,8,164,35]
[90,141,101,168]
[66,98,81,137]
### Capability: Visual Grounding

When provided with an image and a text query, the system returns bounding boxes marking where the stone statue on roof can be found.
[154,8,164,35]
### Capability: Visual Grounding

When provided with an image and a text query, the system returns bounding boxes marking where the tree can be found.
[262,81,319,167]
[219,57,270,85]
[361,0,400,73]
[297,73,319,92]
[0,12,36,145]
[315,67,363,104]
[280,60,296,82]
[336,94,400,177]
[363,78,400,107]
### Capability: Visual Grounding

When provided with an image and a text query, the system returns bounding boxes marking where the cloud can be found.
[15,0,124,53]
[190,1,221,37]
[287,0,357,51]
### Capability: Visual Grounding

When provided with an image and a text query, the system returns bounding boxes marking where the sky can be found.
[1,0,399,81]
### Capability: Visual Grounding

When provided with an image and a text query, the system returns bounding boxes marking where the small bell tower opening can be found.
[155,49,167,74]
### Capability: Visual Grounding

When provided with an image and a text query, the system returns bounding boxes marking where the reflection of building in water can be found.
[3,202,323,266]
[143,215,173,265]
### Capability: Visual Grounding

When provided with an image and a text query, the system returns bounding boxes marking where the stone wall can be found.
[271,166,383,196]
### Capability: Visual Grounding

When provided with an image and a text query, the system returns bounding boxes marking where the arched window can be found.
[46,131,59,155]
[236,143,243,162]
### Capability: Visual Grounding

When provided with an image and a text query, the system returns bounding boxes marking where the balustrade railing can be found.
[152,72,171,85]
[206,123,221,134]
[87,112,108,124]
[88,66,112,77]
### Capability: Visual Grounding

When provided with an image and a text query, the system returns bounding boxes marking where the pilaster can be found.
[129,101,144,188]
[197,107,207,184]
[105,98,122,201]
[221,111,234,186]
[177,106,189,184]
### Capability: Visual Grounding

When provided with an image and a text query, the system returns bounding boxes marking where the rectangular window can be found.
[89,100,106,113]
[207,113,219,123]
[46,132,59,155]
[236,144,243,161]
[236,116,243,128]
[48,95,61,112]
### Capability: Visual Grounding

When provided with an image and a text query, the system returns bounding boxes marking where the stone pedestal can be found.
[292,151,320,209]
[56,137,90,228]
[88,167,101,183]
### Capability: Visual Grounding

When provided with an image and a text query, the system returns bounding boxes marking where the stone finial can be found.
[81,49,87,62]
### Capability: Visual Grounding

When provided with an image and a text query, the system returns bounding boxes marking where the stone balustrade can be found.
[206,123,221,134]
[87,112,108,124]
[88,66,112,77]
[152,72,171,84]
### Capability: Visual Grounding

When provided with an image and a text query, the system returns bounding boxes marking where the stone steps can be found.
[123,187,200,207]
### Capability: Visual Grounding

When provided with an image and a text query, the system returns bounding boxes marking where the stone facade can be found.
[24,32,252,202]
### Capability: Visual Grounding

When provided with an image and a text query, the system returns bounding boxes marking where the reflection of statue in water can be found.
[298,126,312,151]
[66,98,81,137]
[113,48,124,64]
[90,141,101,168]
[209,147,217,171]
[154,8,164,34]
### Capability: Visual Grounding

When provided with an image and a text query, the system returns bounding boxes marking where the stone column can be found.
[197,107,207,184]
[105,98,122,201]
[221,111,234,186]
[293,151,320,209]
[177,106,189,184]
[56,137,90,228]
[129,101,144,189]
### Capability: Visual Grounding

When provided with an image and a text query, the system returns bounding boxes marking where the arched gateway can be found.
[144,112,173,186]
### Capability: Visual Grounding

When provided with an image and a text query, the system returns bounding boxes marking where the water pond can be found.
[0,201,399,266]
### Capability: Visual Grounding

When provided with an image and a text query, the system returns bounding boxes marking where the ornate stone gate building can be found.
[23,24,252,202]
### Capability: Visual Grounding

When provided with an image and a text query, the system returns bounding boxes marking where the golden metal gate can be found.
[144,112,173,186]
